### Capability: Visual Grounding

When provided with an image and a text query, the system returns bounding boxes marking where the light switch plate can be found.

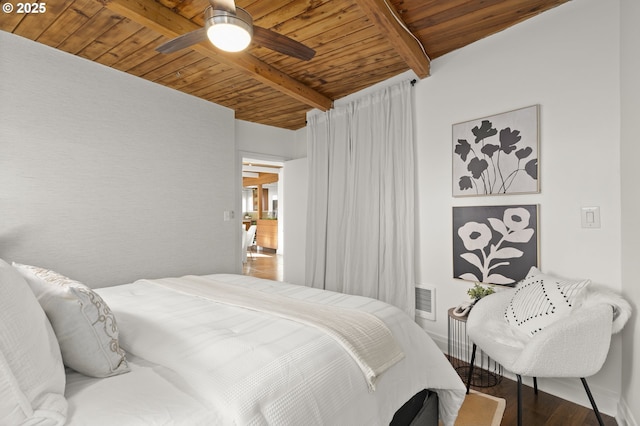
[581,206,600,228]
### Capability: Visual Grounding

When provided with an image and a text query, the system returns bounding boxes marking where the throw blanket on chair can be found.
[577,285,632,334]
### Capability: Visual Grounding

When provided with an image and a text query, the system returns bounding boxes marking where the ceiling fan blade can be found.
[156,28,208,54]
[210,0,235,13]
[253,26,315,61]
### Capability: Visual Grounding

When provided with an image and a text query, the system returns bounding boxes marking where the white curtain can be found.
[305,80,416,317]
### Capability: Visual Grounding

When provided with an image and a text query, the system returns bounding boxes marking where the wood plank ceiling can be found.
[2,0,569,130]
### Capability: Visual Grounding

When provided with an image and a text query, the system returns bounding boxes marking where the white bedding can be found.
[67,274,464,425]
[65,355,221,425]
[149,274,404,390]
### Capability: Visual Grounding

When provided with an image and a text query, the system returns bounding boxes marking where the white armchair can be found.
[466,281,630,426]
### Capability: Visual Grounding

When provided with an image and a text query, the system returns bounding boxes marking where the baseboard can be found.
[618,397,638,426]
[426,330,448,353]
[528,376,619,417]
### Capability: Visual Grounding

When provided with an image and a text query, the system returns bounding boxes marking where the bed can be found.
[0,259,465,426]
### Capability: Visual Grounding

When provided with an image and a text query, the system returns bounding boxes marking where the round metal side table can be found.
[447,307,503,387]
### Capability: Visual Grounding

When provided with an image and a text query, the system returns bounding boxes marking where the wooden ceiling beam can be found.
[99,0,333,111]
[243,173,279,187]
[353,0,430,78]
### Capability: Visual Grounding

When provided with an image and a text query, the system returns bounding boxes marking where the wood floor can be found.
[242,248,283,281]
[242,251,618,426]
[467,372,617,426]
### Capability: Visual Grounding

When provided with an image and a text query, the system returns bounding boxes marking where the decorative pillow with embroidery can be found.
[504,267,590,336]
[13,263,130,378]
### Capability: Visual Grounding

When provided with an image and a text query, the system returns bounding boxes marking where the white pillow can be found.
[13,263,130,378]
[504,267,590,336]
[0,259,67,425]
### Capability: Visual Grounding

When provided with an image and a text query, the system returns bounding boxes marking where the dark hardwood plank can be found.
[472,376,618,426]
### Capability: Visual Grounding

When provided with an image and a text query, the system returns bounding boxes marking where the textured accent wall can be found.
[0,32,240,287]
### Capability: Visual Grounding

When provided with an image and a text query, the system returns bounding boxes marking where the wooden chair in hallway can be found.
[245,225,257,260]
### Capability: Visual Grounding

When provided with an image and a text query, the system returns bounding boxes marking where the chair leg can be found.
[465,343,477,395]
[581,378,604,426]
[533,377,538,395]
[517,374,523,426]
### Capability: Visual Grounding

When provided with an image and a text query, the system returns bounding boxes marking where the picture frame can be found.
[453,105,539,197]
[452,205,539,285]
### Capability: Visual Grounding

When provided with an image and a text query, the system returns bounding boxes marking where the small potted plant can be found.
[467,283,495,304]
[453,283,496,317]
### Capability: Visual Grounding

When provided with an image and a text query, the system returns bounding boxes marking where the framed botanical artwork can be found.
[453,205,539,285]
[453,105,539,197]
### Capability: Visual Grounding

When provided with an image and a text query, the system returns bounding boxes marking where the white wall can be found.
[293,127,307,158]
[296,0,630,419]
[415,0,623,416]
[620,0,640,424]
[281,157,308,285]
[0,32,240,287]
[236,119,303,159]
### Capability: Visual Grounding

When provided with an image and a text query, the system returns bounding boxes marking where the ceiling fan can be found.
[156,0,315,61]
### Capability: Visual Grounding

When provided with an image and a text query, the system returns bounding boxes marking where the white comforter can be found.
[67,274,465,425]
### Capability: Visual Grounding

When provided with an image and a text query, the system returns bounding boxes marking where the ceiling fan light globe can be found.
[207,24,251,52]
[205,6,253,53]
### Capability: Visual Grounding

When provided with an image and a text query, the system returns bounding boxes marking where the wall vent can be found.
[415,284,436,321]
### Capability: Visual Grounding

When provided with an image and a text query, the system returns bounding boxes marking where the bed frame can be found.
[392,389,439,426]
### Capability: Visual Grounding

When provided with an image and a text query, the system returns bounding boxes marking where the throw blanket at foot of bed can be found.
[149,275,404,390]
[95,274,466,426]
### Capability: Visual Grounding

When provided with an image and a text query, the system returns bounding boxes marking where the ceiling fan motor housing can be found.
[205,6,254,52]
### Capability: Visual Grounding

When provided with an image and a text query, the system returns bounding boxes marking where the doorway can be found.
[242,157,284,279]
